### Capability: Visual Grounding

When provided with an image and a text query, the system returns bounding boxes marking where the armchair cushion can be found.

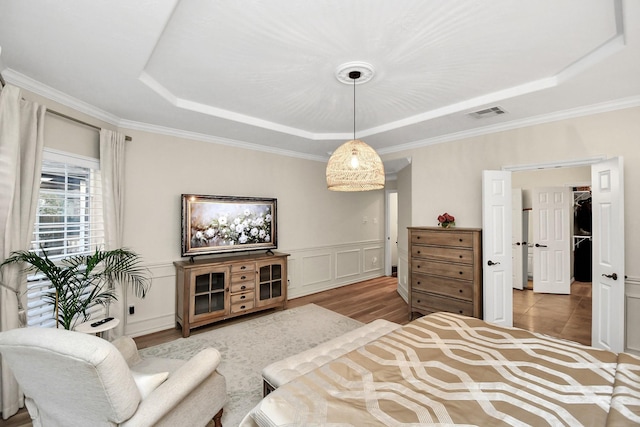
[0,327,227,427]
[131,370,169,399]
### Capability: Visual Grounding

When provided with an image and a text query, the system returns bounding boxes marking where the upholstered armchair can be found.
[0,327,227,426]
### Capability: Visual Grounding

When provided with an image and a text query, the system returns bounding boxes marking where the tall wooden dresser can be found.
[408,227,482,320]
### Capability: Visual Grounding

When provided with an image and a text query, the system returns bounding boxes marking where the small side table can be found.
[75,317,120,338]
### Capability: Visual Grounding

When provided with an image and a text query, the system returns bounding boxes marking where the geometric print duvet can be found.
[246,312,640,426]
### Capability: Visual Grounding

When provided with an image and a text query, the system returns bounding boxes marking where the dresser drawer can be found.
[231,299,255,314]
[412,274,474,301]
[231,292,254,304]
[411,230,474,248]
[231,262,255,274]
[231,270,254,283]
[411,245,474,264]
[412,291,474,317]
[230,279,254,293]
[411,259,474,281]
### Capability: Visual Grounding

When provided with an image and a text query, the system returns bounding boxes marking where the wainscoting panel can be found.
[125,240,386,336]
[363,246,383,273]
[625,276,640,355]
[287,240,385,299]
[396,247,409,303]
[124,262,176,337]
[301,253,333,287]
[336,249,361,279]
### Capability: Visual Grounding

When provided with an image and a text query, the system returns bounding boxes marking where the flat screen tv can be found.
[181,194,277,257]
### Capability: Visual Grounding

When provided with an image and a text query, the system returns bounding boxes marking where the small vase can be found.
[441,223,453,229]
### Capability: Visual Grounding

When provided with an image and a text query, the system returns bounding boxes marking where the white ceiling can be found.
[1,0,639,173]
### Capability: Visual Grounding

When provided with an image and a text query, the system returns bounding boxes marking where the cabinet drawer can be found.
[412,292,474,316]
[412,245,474,264]
[231,263,255,274]
[412,259,474,281]
[231,291,254,304]
[412,274,474,301]
[230,280,254,293]
[231,299,255,314]
[411,230,474,248]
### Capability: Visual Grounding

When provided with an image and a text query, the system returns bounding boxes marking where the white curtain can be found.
[0,85,45,419]
[100,129,126,338]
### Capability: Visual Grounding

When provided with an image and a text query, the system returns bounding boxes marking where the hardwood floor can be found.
[133,276,409,350]
[513,280,592,346]
[0,276,591,426]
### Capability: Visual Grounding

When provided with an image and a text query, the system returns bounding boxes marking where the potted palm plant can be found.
[0,248,151,330]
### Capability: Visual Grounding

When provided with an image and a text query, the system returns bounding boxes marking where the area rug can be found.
[139,304,363,426]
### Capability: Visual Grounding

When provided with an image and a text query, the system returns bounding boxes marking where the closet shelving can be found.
[573,189,592,250]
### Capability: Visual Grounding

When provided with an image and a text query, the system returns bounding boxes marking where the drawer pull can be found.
[241,285,246,290]
[459,271,463,275]
[459,255,463,259]
[241,266,247,270]
[417,236,421,239]
[459,310,463,314]
[417,250,421,254]
[459,289,463,293]
[417,281,421,285]
[241,275,246,280]
[416,300,421,304]
[240,305,246,309]
[459,239,463,242]
[240,295,246,300]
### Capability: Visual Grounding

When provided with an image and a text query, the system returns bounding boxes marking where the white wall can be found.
[395,162,412,303]
[22,88,386,337]
[24,85,640,346]
[121,129,386,336]
[395,106,640,353]
[400,107,640,275]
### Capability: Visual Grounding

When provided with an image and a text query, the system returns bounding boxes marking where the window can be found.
[26,149,104,328]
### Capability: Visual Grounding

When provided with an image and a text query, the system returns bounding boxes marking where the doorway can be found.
[385,189,398,277]
[483,156,625,352]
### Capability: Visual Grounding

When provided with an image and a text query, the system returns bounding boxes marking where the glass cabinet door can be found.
[190,266,228,321]
[256,260,285,307]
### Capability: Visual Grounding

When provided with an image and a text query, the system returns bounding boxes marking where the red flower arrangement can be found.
[437,212,455,228]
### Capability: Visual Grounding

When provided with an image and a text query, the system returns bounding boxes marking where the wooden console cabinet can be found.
[174,251,288,337]
[408,227,482,320]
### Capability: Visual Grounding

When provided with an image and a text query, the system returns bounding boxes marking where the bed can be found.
[240,312,640,426]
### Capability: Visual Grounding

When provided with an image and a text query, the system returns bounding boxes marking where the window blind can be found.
[26,151,105,328]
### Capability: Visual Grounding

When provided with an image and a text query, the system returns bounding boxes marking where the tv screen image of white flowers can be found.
[181,195,277,256]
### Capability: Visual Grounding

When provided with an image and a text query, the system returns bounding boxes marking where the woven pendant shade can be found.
[326,139,385,191]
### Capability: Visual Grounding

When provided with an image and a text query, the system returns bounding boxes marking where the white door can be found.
[592,157,625,352]
[512,188,524,290]
[482,170,513,326]
[532,187,572,294]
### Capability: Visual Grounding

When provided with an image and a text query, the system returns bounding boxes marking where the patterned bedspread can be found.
[244,312,640,426]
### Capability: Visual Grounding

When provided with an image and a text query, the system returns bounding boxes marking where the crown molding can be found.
[1,68,121,126]
[5,68,639,164]
[117,119,326,163]
[378,95,640,155]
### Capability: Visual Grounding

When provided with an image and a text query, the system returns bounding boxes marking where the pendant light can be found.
[326,71,385,191]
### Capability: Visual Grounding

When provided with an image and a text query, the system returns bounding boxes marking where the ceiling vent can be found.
[468,106,507,119]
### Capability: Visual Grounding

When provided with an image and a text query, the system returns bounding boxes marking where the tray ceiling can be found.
[1,0,639,164]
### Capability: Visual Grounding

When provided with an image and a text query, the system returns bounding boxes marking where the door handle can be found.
[487,260,501,266]
[514,242,521,246]
[535,243,547,248]
[602,273,618,280]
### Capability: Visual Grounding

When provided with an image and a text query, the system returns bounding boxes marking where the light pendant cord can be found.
[353,76,356,140]
[348,70,361,140]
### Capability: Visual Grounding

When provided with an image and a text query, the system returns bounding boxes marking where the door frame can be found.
[384,188,398,277]
[492,155,620,340]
